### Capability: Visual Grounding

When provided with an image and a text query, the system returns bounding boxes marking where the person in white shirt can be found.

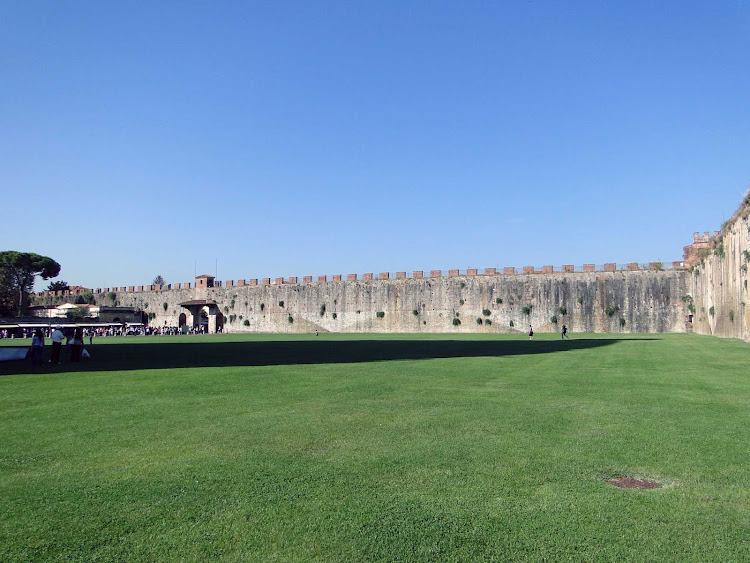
[50,326,64,364]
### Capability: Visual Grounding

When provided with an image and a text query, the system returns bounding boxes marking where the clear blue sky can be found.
[2,1,748,290]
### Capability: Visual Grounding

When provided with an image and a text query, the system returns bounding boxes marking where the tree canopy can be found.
[153,275,166,285]
[47,280,70,292]
[0,251,61,316]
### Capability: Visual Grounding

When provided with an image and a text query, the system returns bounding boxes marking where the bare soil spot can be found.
[607,476,663,489]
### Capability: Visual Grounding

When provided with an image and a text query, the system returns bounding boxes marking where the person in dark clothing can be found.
[30,329,45,365]
[50,325,64,364]
[561,325,569,339]
[70,327,84,362]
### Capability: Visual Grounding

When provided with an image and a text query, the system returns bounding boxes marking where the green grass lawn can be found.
[1,333,748,561]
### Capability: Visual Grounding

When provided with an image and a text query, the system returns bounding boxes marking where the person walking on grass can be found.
[49,325,64,364]
[529,325,534,340]
[561,324,569,340]
[30,329,45,365]
[70,327,84,362]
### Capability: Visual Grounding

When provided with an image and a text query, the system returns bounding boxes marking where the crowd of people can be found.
[1,324,214,340]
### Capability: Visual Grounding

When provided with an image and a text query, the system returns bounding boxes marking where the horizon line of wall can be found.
[42,261,686,297]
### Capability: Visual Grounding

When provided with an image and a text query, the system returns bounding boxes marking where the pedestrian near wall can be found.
[30,329,45,365]
[529,325,534,340]
[49,325,64,364]
[70,327,84,362]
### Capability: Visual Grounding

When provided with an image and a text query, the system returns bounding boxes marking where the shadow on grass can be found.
[0,337,656,375]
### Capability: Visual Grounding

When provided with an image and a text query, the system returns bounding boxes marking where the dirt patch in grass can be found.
[607,476,663,489]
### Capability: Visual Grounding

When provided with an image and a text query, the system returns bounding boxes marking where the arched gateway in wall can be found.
[179,299,221,333]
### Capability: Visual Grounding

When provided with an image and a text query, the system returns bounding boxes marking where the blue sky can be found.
[2,1,748,290]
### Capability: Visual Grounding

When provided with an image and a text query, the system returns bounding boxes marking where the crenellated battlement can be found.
[37,261,687,298]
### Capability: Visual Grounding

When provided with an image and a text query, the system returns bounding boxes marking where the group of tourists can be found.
[29,325,86,365]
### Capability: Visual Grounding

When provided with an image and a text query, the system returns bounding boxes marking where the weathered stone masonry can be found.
[76,267,690,336]
[40,191,749,341]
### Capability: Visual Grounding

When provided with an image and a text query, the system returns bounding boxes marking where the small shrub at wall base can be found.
[522,305,532,316]
[278,301,284,308]
[577,297,583,304]
[459,299,465,306]
[485,319,492,325]
[509,320,514,327]
[550,315,558,324]
[605,306,619,317]
[558,306,566,315]
[413,309,419,316]
[320,304,326,316]
[376,311,385,318]
[619,318,626,327]
[476,318,483,325]
[243,319,249,326]
[332,313,337,320]
[288,316,293,324]
[482,309,491,316]
[496,298,503,304]
[452,318,461,326]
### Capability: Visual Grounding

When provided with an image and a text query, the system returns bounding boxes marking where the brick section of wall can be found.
[523,266,534,274]
[467,268,478,276]
[430,270,441,277]
[238,280,246,286]
[396,272,406,279]
[413,271,423,278]
[542,265,553,273]
[248,279,258,286]
[449,269,459,277]
[288,277,298,284]
[627,263,640,271]
[363,273,373,281]
[562,265,574,273]
[604,263,616,272]
[347,274,357,281]
[317,275,327,283]
[504,267,516,274]
[583,264,595,273]
[379,272,389,280]
[485,268,496,275]
[333,275,342,282]
[302,276,312,283]
[225,280,234,287]
[274,278,283,285]
[262,278,270,285]
[137,286,144,292]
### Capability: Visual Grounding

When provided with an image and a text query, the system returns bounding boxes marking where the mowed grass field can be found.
[1,333,748,561]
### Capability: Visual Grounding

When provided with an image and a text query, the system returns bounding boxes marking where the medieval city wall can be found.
[95,269,689,335]
[689,193,750,342]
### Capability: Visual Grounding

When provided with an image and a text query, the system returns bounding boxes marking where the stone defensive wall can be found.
[56,262,691,335]
[37,193,750,340]
[688,192,750,342]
